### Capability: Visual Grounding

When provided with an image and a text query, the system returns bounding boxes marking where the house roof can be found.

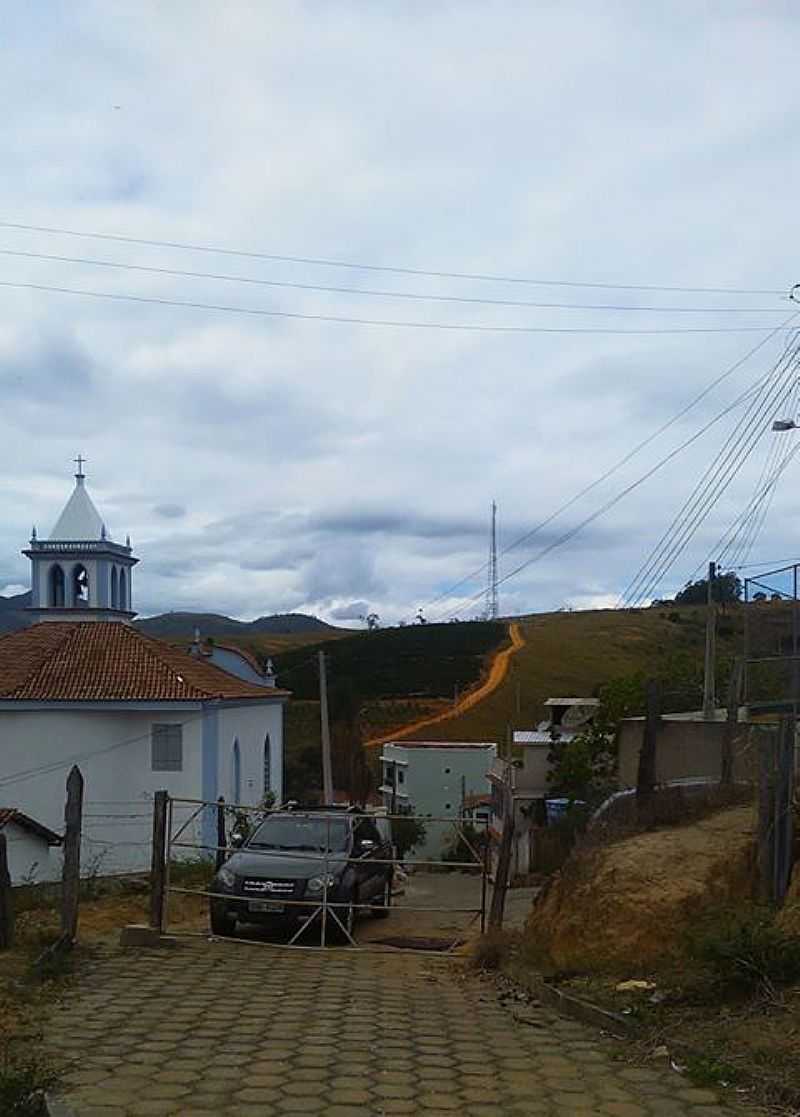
[0,623,291,703]
[544,697,600,707]
[0,808,62,845]
[49,476,106,541]
[385,740,496,750]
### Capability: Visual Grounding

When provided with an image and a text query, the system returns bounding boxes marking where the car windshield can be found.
[247,815,350,853]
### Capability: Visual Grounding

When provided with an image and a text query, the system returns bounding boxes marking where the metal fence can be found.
[151,796,493,954]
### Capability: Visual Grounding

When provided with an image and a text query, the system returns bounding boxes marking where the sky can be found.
[1,2,799,625]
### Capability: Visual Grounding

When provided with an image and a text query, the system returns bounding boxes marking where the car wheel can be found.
[210,907,237,937]
[373,876,391,919]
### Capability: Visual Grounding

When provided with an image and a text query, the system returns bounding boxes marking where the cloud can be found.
[1,5,799,625]
[329,601,369,621]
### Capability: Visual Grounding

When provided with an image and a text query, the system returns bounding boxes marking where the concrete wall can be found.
[617,717,756,787]
[2,820,62,885]
[216,701,284,807]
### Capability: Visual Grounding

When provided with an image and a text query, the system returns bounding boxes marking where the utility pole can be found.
[318,651,333,804]
[703,561,717,721]
[486,500,499,621]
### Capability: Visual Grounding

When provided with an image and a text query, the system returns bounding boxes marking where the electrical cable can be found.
[0,279,785,334]
[0,246,788,314]
[0,219,786,295]
[414,313,800,620]
[620,335,800,606]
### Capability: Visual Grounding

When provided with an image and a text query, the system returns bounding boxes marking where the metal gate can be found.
[150,795,493,954]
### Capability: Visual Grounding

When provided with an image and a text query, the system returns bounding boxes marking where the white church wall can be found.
[216,702,285,808]
[3,822,62,885]
[0,706,205,875]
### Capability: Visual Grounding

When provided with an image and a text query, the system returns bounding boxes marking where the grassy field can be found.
[409,604,744,743]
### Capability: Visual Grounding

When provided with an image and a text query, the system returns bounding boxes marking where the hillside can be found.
[136,611,336,639]
[0,591,31,633]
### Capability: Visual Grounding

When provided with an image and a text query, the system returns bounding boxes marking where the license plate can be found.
[248,900,284,914]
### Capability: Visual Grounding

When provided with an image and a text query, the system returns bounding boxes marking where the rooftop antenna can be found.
[487,500,499,620]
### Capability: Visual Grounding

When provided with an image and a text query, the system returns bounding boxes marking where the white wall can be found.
[0,706,204,875]
[2,821,61,885]
[217,702,284,807]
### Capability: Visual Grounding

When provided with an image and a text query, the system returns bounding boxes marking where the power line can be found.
[0,219,786,296]
[0,279,786,334]
[621,336,800,606]
[434,343,800,621]
[0,246,788,314]
[420,314,800,620]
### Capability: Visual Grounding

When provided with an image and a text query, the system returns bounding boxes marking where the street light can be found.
[772,419,799,432]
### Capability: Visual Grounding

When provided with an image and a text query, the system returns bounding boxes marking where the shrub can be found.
[687,907,800,998]
[0,1041,59,1116]
[468,929,518,971]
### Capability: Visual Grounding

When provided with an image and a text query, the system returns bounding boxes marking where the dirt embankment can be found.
[526,806,759,972]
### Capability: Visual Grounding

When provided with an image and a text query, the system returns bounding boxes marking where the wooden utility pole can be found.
[637,680,659,804]
[721,658,743,785]
[0,833,13,949]
[319,651,333,805]
[149,790,168,931]
[61,765,84,943]
[703,561,717,721]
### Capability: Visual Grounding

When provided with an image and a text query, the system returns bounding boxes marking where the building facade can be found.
[379,740,496,859]
[0,465,288,883]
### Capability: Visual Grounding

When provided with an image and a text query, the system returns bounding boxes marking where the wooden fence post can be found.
[149,790,168,932]
[215,797,226,871]
[489,784,514,929]
[637,680,660,808]
[61,765,84,943]
[721,658,743,786]
[757,726,778,904]
[0,832,13,949]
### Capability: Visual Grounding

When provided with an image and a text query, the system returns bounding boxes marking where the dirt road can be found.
[366,620,525,748]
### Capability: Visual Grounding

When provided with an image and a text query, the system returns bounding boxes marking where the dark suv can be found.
[209,807,393,938]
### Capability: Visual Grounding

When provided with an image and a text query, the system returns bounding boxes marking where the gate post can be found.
[61,765,84,943]
[149,790,168,932]
[489,784,514,929]
[215,797,227,871]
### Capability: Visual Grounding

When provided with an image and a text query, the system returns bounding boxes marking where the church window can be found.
[111,567,119,609]
[49,565,65,607]
[232,738,241,803]
[72,564,90,607]
[119,568,127,610]
[152,724,183,771]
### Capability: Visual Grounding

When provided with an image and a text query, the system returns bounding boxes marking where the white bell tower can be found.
[23,457,139,623]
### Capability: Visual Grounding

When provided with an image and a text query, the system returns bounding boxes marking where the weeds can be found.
[0,1037,60,1116]
[468,929,519,972]
[687,906,800,1000]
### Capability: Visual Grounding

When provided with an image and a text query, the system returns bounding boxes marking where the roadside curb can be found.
[501,962,800,1112]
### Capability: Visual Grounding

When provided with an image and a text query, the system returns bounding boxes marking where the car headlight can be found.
[215,866,236,889]
[306,874,336,893]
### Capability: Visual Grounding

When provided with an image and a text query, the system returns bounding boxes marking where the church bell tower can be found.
[23,457,139,623]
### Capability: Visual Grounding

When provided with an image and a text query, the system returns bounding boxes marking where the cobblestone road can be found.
[45,938,738,1117]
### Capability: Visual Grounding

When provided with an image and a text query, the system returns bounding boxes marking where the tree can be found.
[391,814,427,859]
[674,571,742,607]
[365,613,380,631]
[415,609,427,625]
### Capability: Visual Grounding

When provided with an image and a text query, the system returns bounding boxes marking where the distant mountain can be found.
[135,611,335,639]
[0,591,31,634]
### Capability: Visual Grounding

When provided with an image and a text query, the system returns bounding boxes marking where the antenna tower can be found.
[487,500,499,620]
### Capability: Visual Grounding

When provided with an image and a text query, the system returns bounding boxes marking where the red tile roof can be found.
[0,808,62,845]
[0,623,291,703]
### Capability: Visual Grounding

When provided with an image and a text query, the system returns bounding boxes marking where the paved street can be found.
[45,937,735,1117]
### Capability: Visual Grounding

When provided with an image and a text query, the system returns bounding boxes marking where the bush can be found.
[468,929,518,971]
[688,907,800,997]
[0,1041,59,1116]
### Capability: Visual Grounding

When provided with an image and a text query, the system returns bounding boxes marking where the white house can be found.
[379,740,497,859]
[0,808,62,884]
[0,463,288,882]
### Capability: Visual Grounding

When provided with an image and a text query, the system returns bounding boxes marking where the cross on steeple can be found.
[74,454,86,479]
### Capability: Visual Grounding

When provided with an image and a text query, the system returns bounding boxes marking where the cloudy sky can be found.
[1,2,799,624]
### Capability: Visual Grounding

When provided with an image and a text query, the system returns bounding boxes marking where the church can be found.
[0,462,288,882]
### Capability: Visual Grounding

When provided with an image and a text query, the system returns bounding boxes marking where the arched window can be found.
[72,564,89,607]
[110,567,118,609]
[232,739,241,804]
[49,565,65,607]
[119,568,127,610]
[263,734,271,797]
